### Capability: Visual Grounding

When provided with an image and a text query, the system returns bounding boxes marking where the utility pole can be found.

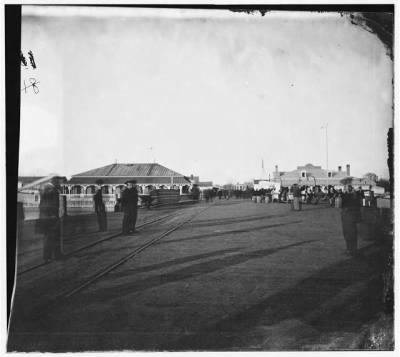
[321,124,329,186]
[325,123,329,173]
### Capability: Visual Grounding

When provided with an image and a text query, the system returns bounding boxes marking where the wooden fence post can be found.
[59,195,67,255]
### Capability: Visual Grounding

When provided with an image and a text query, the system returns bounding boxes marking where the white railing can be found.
[18,192,118,210]
[65,194,117,209]
[18,190,191,210]
[17,191,40,207]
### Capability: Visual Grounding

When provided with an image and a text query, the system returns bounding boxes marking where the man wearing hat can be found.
[341,183,361,256]
[121,179,139,235]
[93,179,107,232]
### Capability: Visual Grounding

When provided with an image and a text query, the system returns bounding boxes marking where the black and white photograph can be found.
[4,3,396,352]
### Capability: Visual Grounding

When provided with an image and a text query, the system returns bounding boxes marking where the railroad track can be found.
[53,204,211,301]
[17,210,180,276]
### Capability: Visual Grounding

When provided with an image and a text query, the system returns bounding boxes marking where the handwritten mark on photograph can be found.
[21,78,40,94]
[20,50,37,69]
[21,50,39,94]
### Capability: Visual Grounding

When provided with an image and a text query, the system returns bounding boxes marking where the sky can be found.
[19,7,393,185]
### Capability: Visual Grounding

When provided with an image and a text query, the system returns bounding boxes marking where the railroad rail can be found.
[17,210,180,276]
[54,205,211,301]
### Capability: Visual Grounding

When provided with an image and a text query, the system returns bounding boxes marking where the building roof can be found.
[73,163,184,178]
[297,163,322,170]
[279,177,347,186]
[67,176,190,185]
[197,181,213,187]
[19,175,68,191]
[277,163,347,180]
[18,176,45,186]
[68,163,190,185]
[271,163,360,186]
[254,179,269,184]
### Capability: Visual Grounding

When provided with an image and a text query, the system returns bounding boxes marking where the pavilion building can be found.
[66,163,191,196]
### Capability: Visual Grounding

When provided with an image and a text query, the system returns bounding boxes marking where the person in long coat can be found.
[93,179,107,231]
[292,183,302,211]
[341,184,361,256]
[121,180,139,235]
[38,176,62,262]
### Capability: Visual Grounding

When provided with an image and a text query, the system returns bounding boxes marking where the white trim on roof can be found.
[72,175,186,178]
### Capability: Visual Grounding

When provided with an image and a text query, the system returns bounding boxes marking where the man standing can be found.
[39,176,63,262]
[121,179,139,235]
[292,184,302,211]
[191,184,200,201]
[341,184,361,256]
[93,179,107,232]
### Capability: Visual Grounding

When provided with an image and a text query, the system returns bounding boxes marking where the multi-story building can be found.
[272,163,377,188]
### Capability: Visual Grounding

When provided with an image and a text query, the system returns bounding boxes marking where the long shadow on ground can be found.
[59,240,316,306]
[152,221,303,246]
[163,245,385,351]
[190,213,291,228]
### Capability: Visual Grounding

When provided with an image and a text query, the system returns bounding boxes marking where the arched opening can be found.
[86,185,96,194]
[115,185,126,198]
[71,185,83,194]
[101,185,112,194]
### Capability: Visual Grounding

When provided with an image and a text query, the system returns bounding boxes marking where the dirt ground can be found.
[8,199,394,351]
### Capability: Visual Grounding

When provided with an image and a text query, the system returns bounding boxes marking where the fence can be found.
[17,190,192,217]
[65,194,117,211]
[17,191,40,207]
[18,192,117,209]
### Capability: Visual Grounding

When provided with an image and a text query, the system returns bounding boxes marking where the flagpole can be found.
[326,124,328,186]
[149,146,155,163]
[321,124,329,186]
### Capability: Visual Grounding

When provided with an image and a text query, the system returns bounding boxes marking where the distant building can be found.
[197,181,214,190]
[351,172,378,188]
[253,159,271,190]
[253,179,277,191]
[272,163,377,188]
[234,183,252,191]
[187,175,199,184]
[184,174,214,191]
[67,163,191,196]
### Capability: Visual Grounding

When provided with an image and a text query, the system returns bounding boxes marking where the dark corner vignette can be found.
[4,2,395,352]
[5,5,21,326]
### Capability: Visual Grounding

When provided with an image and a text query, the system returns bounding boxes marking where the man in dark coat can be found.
[191,184,200,201]
[38,176,63,262]
[341,184,361,256]
[121,179,139,235]
[292,184,302,211]
[93,179,107,231]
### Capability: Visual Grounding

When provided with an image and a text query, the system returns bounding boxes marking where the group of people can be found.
[35,177,377,262]
[202,188,234,202]
[36,178,141,262]
[94,179,140,236]
[250,183,377,257]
